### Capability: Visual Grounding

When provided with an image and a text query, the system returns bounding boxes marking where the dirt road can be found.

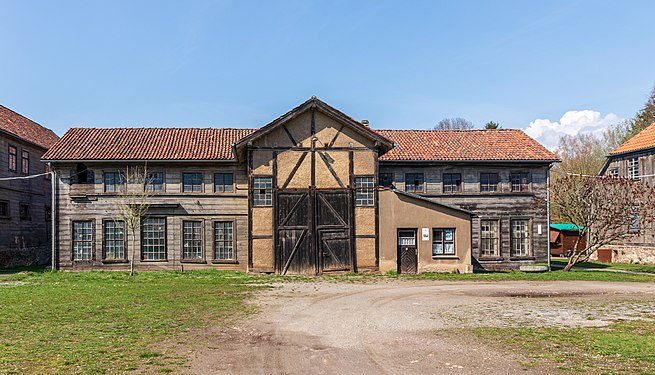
[183,280,655,374]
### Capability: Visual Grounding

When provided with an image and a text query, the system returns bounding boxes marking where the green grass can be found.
[551,258,655,274]
[473,320,655,374]
[0,270,261,374]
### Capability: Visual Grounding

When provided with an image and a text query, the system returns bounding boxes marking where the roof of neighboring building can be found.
[609,122,655,155]
[377,129,558,162]
[0,105,60,149]
[550,223,583,231]
[383,188,474,215]
[42,128,255,161]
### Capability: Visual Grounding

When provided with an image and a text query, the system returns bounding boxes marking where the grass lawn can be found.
[551,258,655,274]
[0,269,262,374]
[473,320,655,374]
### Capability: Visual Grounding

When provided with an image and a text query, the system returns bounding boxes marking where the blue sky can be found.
[1,0,655,148]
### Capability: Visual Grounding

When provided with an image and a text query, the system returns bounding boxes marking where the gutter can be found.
[547,163,552,272]
[50,165,56,271]
[379,159,560,165]
[41,158,241,164]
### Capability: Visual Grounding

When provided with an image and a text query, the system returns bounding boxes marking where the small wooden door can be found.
[398,229,417,274]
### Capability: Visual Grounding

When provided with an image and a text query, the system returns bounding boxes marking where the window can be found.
[379,173,393,188]
[432,228,455,256]
[443,173,461,193]
[21,150,29,174]
[214,173,234,193]
[355,176,375,206]
[214,221,234,260]
[8,146,17,172]
[104,172,125,192]
[182,221,203,260]
[72,163,94,184]
[511,219,530,257]
[103,220,125,260]
[0,201,9,218]
[145,172,163,192]
[510,173,530,192]
[72,221,93,260]
[141,217,166,261]
[183,173,203,192]
[608,168,619,177]
[19,204,30,221]
[252,177,273,206]
[629,214,641,232]
[404,173,424,193]
[45,205,52,222]
[480,219,500,257]
[480,173,499,192]
[628,158,639,179]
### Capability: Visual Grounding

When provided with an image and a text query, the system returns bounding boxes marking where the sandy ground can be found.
[175,280,655,374]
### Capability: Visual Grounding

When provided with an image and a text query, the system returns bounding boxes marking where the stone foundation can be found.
[591,245,655,264]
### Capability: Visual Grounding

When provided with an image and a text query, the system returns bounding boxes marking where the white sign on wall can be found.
[421,228,430,241]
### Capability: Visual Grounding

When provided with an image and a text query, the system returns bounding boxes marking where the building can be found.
[599,122,655,263]
[549,224,586,257]
[42,97,558,273]
[0,105,60,268]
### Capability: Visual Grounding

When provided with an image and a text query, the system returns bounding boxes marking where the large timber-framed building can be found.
[43,98,558,274]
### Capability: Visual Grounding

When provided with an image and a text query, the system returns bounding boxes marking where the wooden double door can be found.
[276,189,353,275]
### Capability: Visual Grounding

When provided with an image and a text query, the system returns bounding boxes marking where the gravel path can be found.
[181,280,655,374]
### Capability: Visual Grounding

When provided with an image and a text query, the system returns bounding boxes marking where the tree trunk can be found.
[563,262,575,272]
[130,233,136,276]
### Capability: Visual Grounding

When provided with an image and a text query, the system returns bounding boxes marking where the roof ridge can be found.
[377,128,522,132]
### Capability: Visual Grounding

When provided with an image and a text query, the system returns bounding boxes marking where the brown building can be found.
[43,97,557,273]
[599,122,655,263]
[549,224,586,257]
[0,105,60,267]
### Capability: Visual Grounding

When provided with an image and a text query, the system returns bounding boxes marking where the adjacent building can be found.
[43,97,558,274]
[599,122,655,263]
[0,105,60,267]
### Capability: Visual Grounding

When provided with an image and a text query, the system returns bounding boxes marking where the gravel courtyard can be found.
[178,280,655,374]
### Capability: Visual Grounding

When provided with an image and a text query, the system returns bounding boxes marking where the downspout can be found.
[546,164,552,271]
[50,164,56,271]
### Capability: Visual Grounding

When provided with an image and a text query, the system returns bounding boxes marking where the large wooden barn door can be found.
[276,191,315,275]
[316,190,353,273]
[276,189,353,275]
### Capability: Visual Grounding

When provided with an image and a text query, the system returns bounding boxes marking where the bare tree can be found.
[550,174,655,271]
[114,165,153,276]
[434,117,474,130]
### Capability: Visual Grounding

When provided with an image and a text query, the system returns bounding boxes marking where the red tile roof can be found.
[610,122,655,155]
[377,129,558,161]
[42,128,255,161]
[0,105,59,149]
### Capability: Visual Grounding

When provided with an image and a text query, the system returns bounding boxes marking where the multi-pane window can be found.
[628,158,639,179]
[252,177,273,206]
[182,221,203,260]
[0,201,9,218]
[432,228,455,256]
[480,173,499,192]
[145,172,164,192]
[214,221,234,260]
[404,173,424,193]
[182,173,203,192]
[510,173,530,192]
[103,220,125,260]
[73,221,93,260]
[511,219,530,257]
[21,150,29,174]
[104,172,125,192]
[141,217,166,261]
[379,173,393,188]
[480,219,500,257]
[19,204,29,221]
[443,173,461,193]
[214,173,234,193]
[355,176,375,206]
[8,146,17,172]
[608,168,619,177]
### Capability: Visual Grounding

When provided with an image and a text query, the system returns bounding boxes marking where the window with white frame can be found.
[628,158,639,179]
[480,219,500,257]
[103,220,125,260]
[404,173,424,193]
[214,221,234,260]
[104,172,125,192]
[355,176,375,206]
[73,221,93,260]
[432,228,455,256]
[214,173,234,193]
[608,168,619,177]
[480,173,499,192]
[182,221,203,260]
[141,217,166,261]
[252,177,273,206]
[145,172,164,192]
[183,173,203,192]
[510,173,530,192]
[510,219,530,257]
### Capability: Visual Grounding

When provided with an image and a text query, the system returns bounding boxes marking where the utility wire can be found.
[0,172,50,181]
